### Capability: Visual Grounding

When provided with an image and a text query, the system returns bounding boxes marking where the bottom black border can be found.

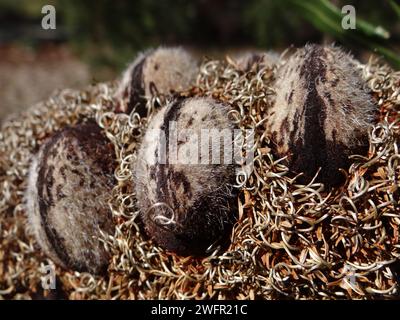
[1,300,398,319]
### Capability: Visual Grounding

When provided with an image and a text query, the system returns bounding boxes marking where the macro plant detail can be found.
[0,43,399,299]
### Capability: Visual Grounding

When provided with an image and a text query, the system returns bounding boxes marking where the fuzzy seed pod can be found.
[266,44,376,186]
[135,97,238,255]
[115,47,198,115]
[233,51,279,72]
[26,122,116,274]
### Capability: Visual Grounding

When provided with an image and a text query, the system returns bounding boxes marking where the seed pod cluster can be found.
[26,122,116,274]
[135,97,238,255]
[115,47,198,115]
[266,44,376,186]
[234,51,279,72]
[25,43,377,266]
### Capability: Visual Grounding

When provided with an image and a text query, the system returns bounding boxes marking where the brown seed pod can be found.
[26,122,116,274]
[135,97,238,256]
[115,47,198,115]
[266,44,377,186]
[233,51,279,72]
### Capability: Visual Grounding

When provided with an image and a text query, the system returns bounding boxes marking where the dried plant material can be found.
[0,50,399,300]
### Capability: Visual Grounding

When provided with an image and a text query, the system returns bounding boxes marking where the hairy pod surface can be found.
[26,122,116,274]
[115,47,198,115]
[266,44,376,186]
[135,97,238,255]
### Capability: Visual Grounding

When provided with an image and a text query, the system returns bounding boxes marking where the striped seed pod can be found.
[26,122,116,274]
[115,47,198,115]
[135,97,238,255]
[266,44,376,186]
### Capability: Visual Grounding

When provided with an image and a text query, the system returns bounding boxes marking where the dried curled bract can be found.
[135,97,238,255]
[25,122,116,274]
[266,44,377,186]
[115,47,198,115]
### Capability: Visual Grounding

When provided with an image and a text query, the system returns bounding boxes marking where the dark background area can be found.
[0,0,399,121]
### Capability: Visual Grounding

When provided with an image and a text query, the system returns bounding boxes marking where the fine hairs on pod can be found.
[233,50,279,72]
[266,44,377,187]
[135,97,239,256]
[25,121,116,274]
[115,47,199,116]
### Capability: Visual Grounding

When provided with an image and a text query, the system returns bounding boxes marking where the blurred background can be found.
[0,0,399,123]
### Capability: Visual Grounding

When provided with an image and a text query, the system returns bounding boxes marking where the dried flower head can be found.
[0,45,399,300]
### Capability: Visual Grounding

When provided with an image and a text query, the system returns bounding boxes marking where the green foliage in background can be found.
[288,0,400,68]
[0,0,50,18]
[0,0,399,70]
[244,0,400,68]
[57,0,197,69]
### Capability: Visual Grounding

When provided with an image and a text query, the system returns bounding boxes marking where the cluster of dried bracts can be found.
[1,44,399,299]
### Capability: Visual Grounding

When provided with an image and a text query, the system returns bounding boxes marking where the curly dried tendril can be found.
[146,202,182,231]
